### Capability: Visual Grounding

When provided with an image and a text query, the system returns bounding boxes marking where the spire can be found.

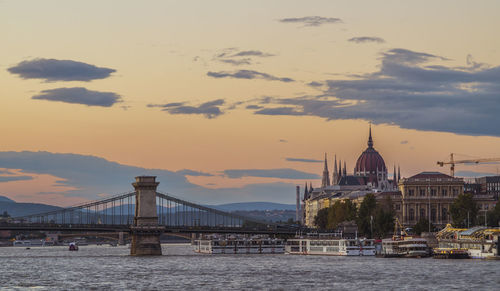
[309,182,314,193]
[393,165,397,187]
[338,159,342,180]
[321,153,330,188]
[398,165,401,182]
[343,161,347,177]
[332,154,338,185]
[303,182,308,200]
[368,122,374,148]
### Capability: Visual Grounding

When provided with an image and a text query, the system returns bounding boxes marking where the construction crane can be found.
[437,153,500,177]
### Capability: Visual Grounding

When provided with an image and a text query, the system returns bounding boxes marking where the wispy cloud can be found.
[278,16,342,27]
[223,168,320,179]
[176,169,214,177]
[148,99,225,119]
[285,157,322,163]
[214,49,275,66]
[348,36,385,44]
[248,48,500,137]
[0,176,33,182]
[207,70,294,82]
[8,58,115,82]
[32,87,122,107]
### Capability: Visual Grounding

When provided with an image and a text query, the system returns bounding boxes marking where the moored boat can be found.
[285,234,375,256]
[379,236,431,258]
[194,235,284,254]
[69,242,79,251]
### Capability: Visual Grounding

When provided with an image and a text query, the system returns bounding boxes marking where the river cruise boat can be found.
[435,224,500,259]
[285,234,376,256]
[380,237,430,258]
[194,236,284,254]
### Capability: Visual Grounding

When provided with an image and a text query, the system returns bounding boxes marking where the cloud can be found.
[0,151,302,204]
[0,176,33,182]
[455,171,498,178]
[207,70,294,82]
[148,99,225,119]
[279,139,288,143]
[250,48,500,137]
[213,49,275,66]
[278,16,342,27]
[400,140,409,144]
[307,81,324,87]
[285,158,322,163]
[32,87,122,107]
[8,58,115,82]
[348,36,385,44]
[246,105,263,110]
[176,169,214,177]
[223,169,320,179]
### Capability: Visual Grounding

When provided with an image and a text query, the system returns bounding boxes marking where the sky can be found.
[1,0,500,206]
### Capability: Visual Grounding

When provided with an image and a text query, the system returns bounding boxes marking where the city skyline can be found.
[2,0,500,206]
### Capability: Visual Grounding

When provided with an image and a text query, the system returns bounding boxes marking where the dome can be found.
[354,125,387,185]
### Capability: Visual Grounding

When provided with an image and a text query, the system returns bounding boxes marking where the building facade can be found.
[398,172,464,228]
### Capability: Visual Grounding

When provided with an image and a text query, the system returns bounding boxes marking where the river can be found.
[0,244,498,290]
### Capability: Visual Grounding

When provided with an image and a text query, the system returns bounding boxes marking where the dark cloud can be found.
[207,70,294,82]
[148,99,225,119]
[348,36,385,44]
[251,48,500,137]
[223,169,320,180]
[279,139,288,143]
[32,87,122,107]
[8,58,115,82]
[0,176,33,182]
[176,169,214,177]
[279,16,342,27]
[285,158,322,163]
[400,140,409,144]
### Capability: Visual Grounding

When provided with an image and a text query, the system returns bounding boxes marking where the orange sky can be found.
[1,0,500,206]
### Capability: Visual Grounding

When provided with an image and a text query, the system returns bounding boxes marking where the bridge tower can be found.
[130,176,163,256]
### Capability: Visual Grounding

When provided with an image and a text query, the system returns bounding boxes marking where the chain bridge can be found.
[0,176,301,255]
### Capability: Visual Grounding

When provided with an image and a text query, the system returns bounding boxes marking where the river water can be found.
[0,244,498,290]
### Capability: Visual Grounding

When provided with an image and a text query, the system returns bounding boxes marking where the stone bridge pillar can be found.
[130,176,163,256]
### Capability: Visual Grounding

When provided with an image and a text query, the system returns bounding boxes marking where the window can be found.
[441,189,447,196]
[420,208,425,220]
[431,188,437,196]
[452,188,459,196]
[395,204,401,211]
[431,208,436,222]
[409,209,415,221]
[420,189,426,196]
[408,189,414,196]
[442,208,447,221]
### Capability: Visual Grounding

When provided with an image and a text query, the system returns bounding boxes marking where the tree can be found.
[373,196,395,238]
[487,203,500,227]
[314,208,329,229]
[326,200,357,229]
[1,211,10,218]
[357,193,377,237]
[413,218,435,235]
[450,193,478,228]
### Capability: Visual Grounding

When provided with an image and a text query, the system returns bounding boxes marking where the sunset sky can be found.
[1,0,500,206]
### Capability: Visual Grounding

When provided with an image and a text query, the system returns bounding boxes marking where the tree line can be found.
[312,193,500,237]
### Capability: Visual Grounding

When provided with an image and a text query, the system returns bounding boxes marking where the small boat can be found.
[69,242,79,251]
[379,236,431,258]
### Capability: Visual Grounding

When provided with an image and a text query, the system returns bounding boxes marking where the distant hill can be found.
[210,202,296,212]
[0,202,62,217]
[0,195,15,203]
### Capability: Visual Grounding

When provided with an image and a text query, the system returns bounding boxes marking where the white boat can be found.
[194,236,284,254]
[285,237,376,256]
[380,237,430,258]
